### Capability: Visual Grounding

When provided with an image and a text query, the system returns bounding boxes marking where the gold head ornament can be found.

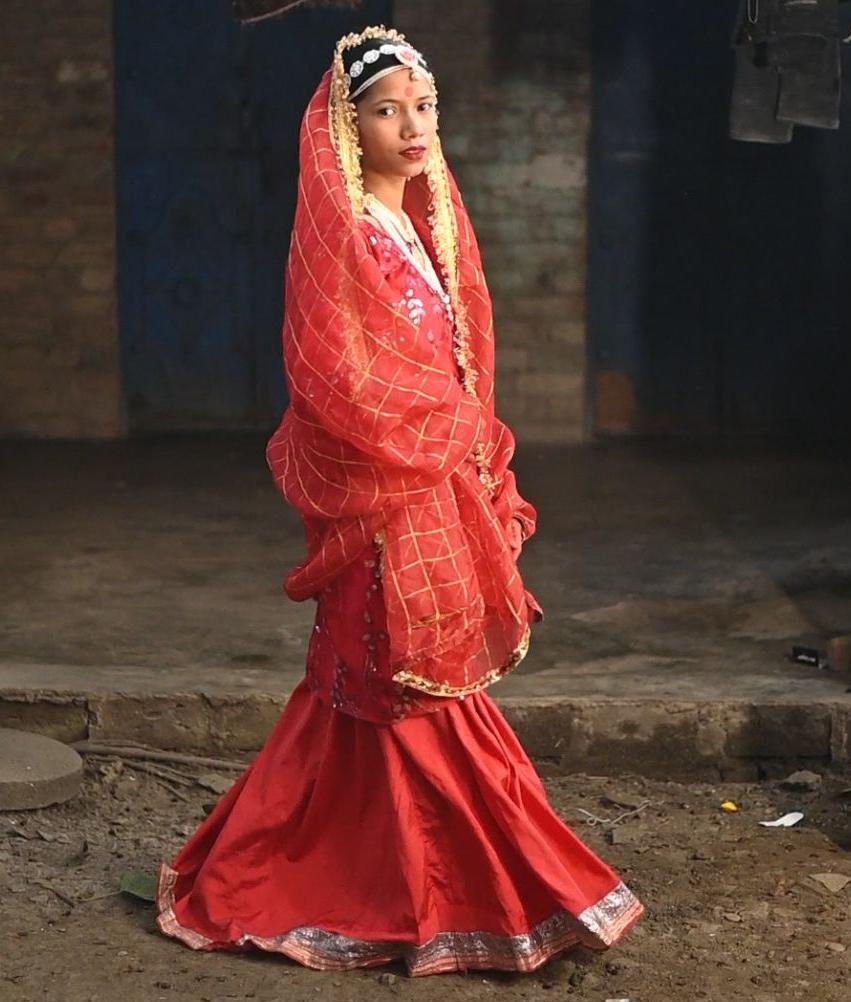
[328,25,478,399]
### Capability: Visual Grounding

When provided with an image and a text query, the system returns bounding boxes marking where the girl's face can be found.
[355,68,438,181]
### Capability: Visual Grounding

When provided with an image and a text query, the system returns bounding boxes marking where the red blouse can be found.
[305,536,451,723]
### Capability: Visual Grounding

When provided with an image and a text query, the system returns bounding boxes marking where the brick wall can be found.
[0,1,589,443]
[396,0,591,442]
[1,0,123,438]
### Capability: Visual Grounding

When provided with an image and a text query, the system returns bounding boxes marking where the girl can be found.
[155,25,643,977]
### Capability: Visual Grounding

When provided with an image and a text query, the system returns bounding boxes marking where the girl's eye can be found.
[377,106,396,117]
[419,102,435,112]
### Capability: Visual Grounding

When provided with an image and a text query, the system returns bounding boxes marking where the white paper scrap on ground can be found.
[758,811,804,828]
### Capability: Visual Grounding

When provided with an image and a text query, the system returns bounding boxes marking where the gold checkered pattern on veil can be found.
[266,57,539,696]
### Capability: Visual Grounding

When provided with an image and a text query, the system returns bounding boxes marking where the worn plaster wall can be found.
[1,1,590,443]
[1,0,123,438]
[395,0,591,442]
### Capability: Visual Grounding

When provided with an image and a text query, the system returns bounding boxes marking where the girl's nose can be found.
[401,116,424,139]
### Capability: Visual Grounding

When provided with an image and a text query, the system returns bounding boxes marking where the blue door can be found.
[588,1,851,439]
[114,0,391,431]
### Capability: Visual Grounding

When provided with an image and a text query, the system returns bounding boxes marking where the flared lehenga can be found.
[156,679,642,976]
[155,546,644,977]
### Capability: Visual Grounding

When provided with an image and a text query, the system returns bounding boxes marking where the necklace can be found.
[363,193,445,297]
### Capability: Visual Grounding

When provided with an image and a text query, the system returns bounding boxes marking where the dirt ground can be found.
[1,754,849,1002]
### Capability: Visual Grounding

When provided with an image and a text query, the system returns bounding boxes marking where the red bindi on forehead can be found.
[404,85,414,96]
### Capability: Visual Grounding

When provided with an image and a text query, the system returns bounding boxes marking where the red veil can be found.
[266,62,541,697]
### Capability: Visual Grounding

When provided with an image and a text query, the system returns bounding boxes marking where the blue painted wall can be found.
[588,1,851,439]
[114,0,392,431]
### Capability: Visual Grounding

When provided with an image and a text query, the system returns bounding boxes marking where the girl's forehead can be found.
[369,67,433,101]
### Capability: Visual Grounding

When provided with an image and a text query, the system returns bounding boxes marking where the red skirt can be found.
[155,677,644,976]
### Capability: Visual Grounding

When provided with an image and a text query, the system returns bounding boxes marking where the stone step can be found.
[0,686,848,782]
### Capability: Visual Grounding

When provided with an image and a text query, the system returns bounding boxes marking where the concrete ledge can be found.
[497,697,849,780]
[0,688,285,757]
[1,686,849,780]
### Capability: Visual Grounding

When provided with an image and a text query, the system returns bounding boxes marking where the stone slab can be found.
[1,687,848,781]
[0,726,83,810]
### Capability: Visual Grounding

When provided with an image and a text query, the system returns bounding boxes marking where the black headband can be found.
[342,36,432,101]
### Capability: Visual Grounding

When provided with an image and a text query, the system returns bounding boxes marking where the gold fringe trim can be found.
[329,25,415,215]
[391,623,531,696]
[472,441,500,496]
[423,138,479,400]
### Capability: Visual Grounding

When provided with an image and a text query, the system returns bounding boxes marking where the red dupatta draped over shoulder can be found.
[265,67,542,698]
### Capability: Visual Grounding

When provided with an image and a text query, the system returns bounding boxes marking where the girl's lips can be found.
[400,148,426,160]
